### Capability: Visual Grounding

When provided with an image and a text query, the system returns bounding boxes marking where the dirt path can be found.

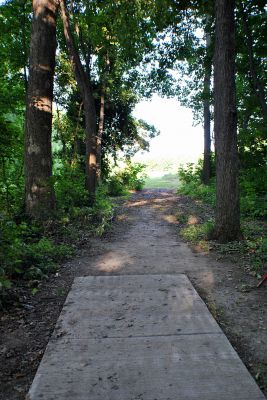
[1,189,266,399]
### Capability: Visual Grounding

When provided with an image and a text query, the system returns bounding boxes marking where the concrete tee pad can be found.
[27,274,265,400]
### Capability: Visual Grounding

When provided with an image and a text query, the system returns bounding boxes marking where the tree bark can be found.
[24,0,58,219]
[213,0,241,242]
[202,28,212,185]
[59,0,97,199]
[96,85,105,182]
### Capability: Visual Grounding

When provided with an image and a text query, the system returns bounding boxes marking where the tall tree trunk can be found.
[96,85,105,182]
[213,0,241,242]
[59,0,97,199]
[24,0,58,219]
[239,2,267,118]
[202,28,212,185]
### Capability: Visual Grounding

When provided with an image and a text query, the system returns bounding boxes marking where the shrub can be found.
[20,238,73,278]
[107,161,147,196]
[178,159,266,218]
[54,163,89,211]
[107,176,127,196]
[178,162,216,207]
[240,167,267,218]
[91,184,114,235]
[0,212,73,302]
[119,162,147,191]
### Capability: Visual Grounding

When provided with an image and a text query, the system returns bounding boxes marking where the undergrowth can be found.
[0,166,114,306]
[107,161,147,196]
[0,160,148,300]
[177,159,267,274]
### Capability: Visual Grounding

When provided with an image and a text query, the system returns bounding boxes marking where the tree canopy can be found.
[0,0,266,292]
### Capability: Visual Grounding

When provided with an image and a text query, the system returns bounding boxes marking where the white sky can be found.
[133,95,203,163]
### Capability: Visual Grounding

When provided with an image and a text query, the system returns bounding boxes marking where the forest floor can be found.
[0,189,266,400]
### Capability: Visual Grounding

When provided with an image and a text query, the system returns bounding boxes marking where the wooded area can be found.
[0,0,266,296]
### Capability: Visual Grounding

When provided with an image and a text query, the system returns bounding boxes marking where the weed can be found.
[175,211,188,224]
[180,220,214,243]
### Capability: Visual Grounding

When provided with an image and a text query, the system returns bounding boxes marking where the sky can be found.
[133,95,203,164]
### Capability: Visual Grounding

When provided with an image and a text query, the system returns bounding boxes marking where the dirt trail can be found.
[1,189,266,399]
[77,189,211,276]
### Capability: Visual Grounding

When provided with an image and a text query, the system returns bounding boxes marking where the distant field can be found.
[144,173,180,189]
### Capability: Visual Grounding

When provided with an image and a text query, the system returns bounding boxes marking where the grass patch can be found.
[144,173,180,189]
[180,220,214,243]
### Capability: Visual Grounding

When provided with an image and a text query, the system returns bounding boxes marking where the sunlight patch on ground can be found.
[96,251,133,273]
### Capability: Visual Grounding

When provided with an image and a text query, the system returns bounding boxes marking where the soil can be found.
[1,189,266,400]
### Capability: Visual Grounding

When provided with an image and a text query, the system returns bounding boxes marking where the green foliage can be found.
[177,158,267,273]
[240,167,267,218]
[20,238,72,279]
[119,162,147,191]
[0,186,114,301]
[91,184,114,236]
[245,236,267,271]
[178,162,216,207]
[180,220,214,243]
[1,0,266,307]
[215,235,267,273]
[107,176,127,196]
[0,214,72,299]
[107,161,147,196]
[178,159,267,218]
[54,163,89,212]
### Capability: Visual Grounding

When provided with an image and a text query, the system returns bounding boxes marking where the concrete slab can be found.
[53,275,220,339]
[27,274,265,400]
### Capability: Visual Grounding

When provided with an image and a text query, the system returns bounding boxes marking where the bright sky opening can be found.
[133,95,203,165]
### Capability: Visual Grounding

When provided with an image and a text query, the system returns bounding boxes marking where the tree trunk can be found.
[59,0,97,199]
[213,0,241,242]
[24,0,58,219]
[202,28,212,185]
[96,85,105,182]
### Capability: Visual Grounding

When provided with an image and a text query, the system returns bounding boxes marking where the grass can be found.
[144,173,180,189]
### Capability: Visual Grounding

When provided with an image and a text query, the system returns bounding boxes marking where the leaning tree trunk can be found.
[202,28,212,185]
[213,0,241,242]
[59,0,97,199]
[25,0,58,219]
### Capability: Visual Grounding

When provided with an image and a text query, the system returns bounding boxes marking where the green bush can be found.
[107,161,147,195]
[178,159,267,218]
[21,238,73,278]
[178,162,216,207]
[120,162,147,191]
[178,162,200,184]
[107,175,127,196]
[177,158,266,273]
[54,164,89,211]
[0,213,73,300]
[240,167,267,218]
[91,184,114,235]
